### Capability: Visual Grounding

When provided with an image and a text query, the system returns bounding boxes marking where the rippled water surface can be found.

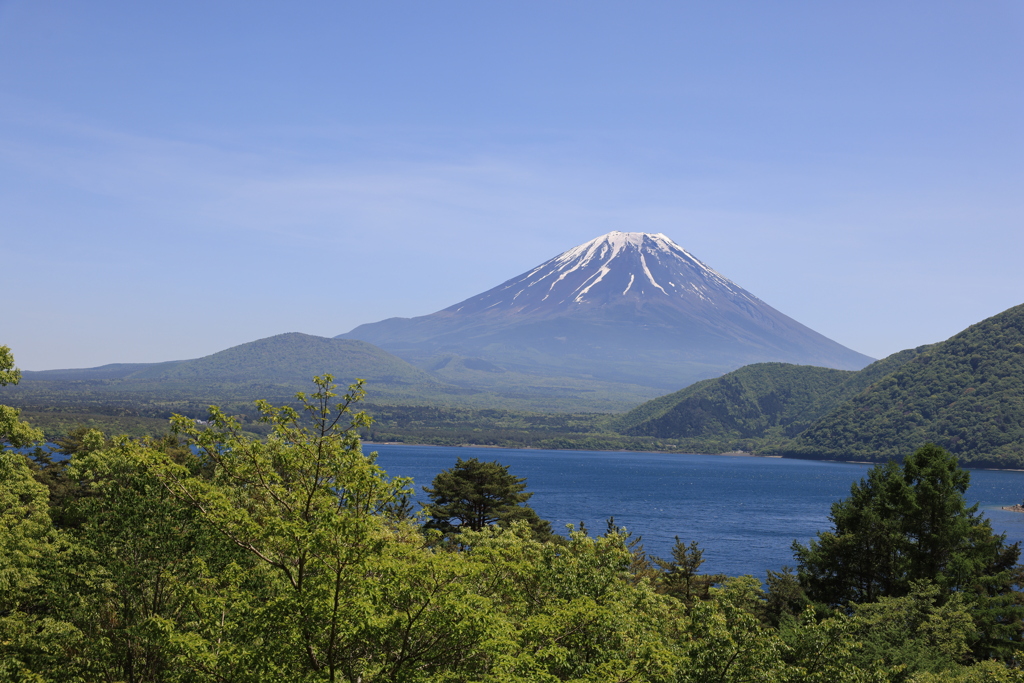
[371,443,1024,579]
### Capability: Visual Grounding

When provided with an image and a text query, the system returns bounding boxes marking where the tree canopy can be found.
[422,457,552,540]
[794,443,1024,659]
[0,345,43,449]
[3,368,1024,680]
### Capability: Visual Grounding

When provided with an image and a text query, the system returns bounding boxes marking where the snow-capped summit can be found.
[339,232,873,396]
[446,231,759,316]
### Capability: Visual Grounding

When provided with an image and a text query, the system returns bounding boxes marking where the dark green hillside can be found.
[609,363,854,440]
[784,304,1024,467]
[795,344,934,423]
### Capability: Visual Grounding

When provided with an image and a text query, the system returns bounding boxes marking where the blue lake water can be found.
[370,443,1024,579]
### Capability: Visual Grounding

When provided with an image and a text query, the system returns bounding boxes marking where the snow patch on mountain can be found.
[467,230,761,312]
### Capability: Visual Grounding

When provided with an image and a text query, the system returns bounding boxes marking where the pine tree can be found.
[422,457,551,539]
[652,537,725,605]
[793,443,1024,660]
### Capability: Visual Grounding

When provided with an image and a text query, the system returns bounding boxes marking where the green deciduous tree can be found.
[464,523,680,682]
[160,375,412,682]
[51,430,247,682]
[0,344,23,386]
[848,581,975,677]
[0,448,67,680]
[0,345,43,448]
[10,367,1024,681]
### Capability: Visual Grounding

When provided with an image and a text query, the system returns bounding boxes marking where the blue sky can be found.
[2,1,1022,370]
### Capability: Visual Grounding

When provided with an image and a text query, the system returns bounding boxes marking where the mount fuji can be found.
[339,232,873,399]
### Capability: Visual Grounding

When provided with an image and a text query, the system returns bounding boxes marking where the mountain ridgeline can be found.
[612,346,932,441]
[610,363,859,440]
[340,232,874,395]
[19,334,443,390]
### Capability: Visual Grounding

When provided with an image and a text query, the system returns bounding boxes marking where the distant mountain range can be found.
[18,233,1023,467]
[614,303,1024,467]
[339,231,874,395]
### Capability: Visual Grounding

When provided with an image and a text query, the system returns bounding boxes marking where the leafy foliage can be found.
[0,449,61,680]
[160,375,413,681]
[0,345,44,448]
[2,375,1024,680]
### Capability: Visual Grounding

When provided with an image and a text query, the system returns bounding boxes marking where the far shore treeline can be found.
[3,351,1024,680]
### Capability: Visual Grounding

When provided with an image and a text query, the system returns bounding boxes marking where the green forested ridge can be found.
[794,345,935,427]
[603,304,1024,467]
[4,371,1024,681]
[783,304,1024,467]
[610,347,932,443]
[608,363,855,439]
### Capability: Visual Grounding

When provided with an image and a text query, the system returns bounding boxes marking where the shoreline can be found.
[363,441,1024,471]
[366,441,768,458]
[364,441,872,467]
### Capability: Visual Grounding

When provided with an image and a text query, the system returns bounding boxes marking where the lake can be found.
[370,443,1024,579]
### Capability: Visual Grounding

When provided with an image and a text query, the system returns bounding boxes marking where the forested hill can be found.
[792,344,935,426]
[609,345,931,442]
[608,363,854,440]
[782,303,1024,467]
